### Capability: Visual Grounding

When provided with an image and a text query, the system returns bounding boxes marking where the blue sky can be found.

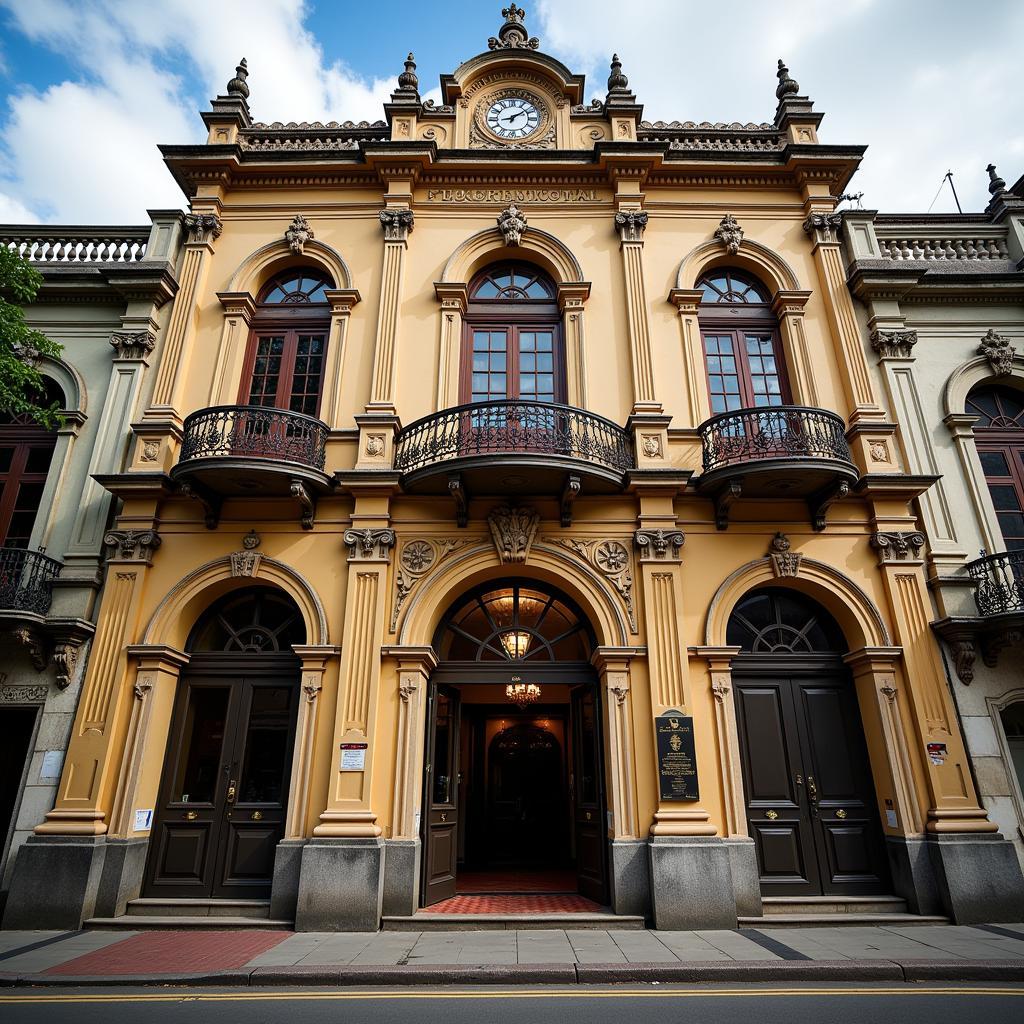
[1,0,1022,223]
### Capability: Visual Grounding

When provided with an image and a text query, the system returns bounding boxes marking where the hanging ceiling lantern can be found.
[499,629,531,660]
[506,676,541,709]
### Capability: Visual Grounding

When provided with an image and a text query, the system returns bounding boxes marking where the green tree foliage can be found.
[0,246,64,428]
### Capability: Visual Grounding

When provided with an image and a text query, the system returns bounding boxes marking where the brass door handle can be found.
[184,810,198,821]
[226,780,237,804]
[807,775,818,813]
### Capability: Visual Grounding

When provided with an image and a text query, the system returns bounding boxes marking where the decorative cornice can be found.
[109,330,156,360]
[802,211,842,245]
[343,527,396,562]
[379,208,415,241]
[285,214,314,255]
[978,328,1016,376]
[104,529,161,564]
[870,530,926,563]
[182,212,223,244]
[496,204,527,246]
[634,529,684,562]
[615,210,648,242]
[869,328,918,360]
[713,213,743,255]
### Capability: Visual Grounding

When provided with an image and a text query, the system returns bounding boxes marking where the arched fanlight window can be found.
[967,385,1024,550]
[695,268,788,414]
[470,263,556,301]
[726,588,845,654]
[435,582,593,662]
[241,268,335,416]
[188,588,306,653]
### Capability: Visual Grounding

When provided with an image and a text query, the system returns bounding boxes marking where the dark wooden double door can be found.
[734,659,890,896]
[143,658,299,899]
[421,682,607,906]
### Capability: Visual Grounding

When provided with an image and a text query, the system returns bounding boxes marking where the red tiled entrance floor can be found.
[457,869,577,894]
[45,930,289,976]
[427,893,601,914]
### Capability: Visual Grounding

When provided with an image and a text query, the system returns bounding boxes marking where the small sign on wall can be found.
[39,750,64,781]
[655,711,700,801]
[133,808,153,832]
[927,742,947,766]
[340,742,368,771]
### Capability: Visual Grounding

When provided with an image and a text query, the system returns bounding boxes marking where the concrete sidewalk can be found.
[1,923,1024,986]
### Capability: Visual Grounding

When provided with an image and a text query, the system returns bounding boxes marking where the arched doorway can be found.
[728,587,890,897]
[421,580,607,907]
[142,588,304,900]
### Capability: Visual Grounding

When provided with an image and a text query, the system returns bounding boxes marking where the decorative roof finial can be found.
[987,163,1007,196]
[776,59,799,99]
[488,4,539,50]
[227,57,249,99]
[607,54,629,92]
[397,52,419,92]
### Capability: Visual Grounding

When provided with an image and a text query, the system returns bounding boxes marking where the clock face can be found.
[486,96,541,140]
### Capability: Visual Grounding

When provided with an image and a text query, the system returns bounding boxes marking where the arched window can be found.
[696,268,789,414]
[239,268,333,417]
[0,378,63,547]
[463,263,562,404]
[967,385,1024,550]
[435,581,592,662]
[187,588,306,653]
[727,587,845,654]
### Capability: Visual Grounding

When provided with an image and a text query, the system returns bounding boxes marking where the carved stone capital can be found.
[614,210,648,243]
[768,531,802,577]
[802,211,842,245]
[183,212,223,244]
[713,213,743,255]
[634,529,684,561]
[979,328,1016,376]
[344,527,397,562]
[489,505,540,563]
[285,214,314,255]
[496,204,527,246]
[109,330,156,360]
[104,529,162,565]
[869,328,918,360]
[380,208,415,241]
[870,530,926,563]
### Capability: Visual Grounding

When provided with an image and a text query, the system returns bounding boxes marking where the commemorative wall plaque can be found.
[656,711,699,801]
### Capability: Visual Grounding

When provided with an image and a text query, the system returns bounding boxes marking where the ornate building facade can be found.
[842,170,1024,874]
[5,8,1023,930]
[0,214,182,909]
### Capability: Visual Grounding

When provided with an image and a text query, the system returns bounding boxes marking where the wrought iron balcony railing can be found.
[393,400,634,477]
[0,547,62,615]
[1,225,150,264]
[178,405,329,471]
[968,550,1024,617]
[699,405,853,475]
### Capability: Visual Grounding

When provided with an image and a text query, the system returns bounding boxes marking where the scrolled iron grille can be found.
[968,550,1024,616]
[0,547,62,614]
[178,406,328,470]
[700,406,852,473]
[394,401,633,475]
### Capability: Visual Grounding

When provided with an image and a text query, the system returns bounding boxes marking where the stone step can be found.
[382,912,646,931]
[124,897,273,919]
[85,914,293,929]
[760,895,910,916]
[739,912,949,928]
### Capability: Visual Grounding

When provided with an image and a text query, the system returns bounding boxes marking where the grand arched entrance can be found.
[728,587,890,897]
[421,580,608,907]
[142,588,304,900]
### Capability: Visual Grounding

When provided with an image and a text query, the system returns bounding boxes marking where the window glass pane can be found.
[173,687,230,804]
[24,448,53,474]
[989,485,1023,511]
[432,693,453,805]
[476,281,498,298]
[238,687,292,804]
[980,450,1010,476]
[0,448,12,473]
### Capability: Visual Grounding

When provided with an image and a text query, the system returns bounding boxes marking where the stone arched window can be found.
[187,587,306,653]
[726,587,846,654]
[462,263,563,405]
[696,268,791,414]
[967,384,1024,550]
[239,268,334,416]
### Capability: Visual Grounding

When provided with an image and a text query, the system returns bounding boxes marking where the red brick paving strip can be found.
[45,930,290,976]
[429,894,600,914]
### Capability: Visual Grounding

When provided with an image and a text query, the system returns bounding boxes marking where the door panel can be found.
[422,684,461,907]
[571,685,608,905]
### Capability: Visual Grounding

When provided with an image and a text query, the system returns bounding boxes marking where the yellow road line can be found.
[1,986,1023,1004]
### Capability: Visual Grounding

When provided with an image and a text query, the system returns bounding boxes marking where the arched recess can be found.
[38,356,86,417]
[436,228,590,409]
[943,353,1024,553]
[676,238,802,294]
[227,236,354,295]
[706,556,891,650]
[143,554,329,650]
[397,541,628,651]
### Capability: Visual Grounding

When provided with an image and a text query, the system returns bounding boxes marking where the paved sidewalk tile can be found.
[0,932,65,956]
[882,924,1024,960]
[610,931,679,963]
[244,933,330,967]
[766,926,946,961]
[757,928,854,960]
[565,930,627,964]
[515,929,576,964]
[0,930,138,974]
[351,934,421,966]
[694,930,780,961]
[295,934,378,966]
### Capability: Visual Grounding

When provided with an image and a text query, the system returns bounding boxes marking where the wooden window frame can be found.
[970,387,1024,551]
[0,420,57,547]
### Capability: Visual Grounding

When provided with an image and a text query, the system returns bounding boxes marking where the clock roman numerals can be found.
[485,96,541,141]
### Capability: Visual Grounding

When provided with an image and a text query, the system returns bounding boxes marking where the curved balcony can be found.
[696,405,858,529]
[394,400,634,523]
[171,405,332,526]
[0,547,62,618]
[968,550,1024,617]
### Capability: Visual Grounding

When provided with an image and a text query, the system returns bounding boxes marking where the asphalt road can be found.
[1,985,1023,1024]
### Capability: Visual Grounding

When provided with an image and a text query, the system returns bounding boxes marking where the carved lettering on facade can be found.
[425,188,600,204]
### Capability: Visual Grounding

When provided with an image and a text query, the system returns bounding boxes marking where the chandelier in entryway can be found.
[506,676,541,709]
